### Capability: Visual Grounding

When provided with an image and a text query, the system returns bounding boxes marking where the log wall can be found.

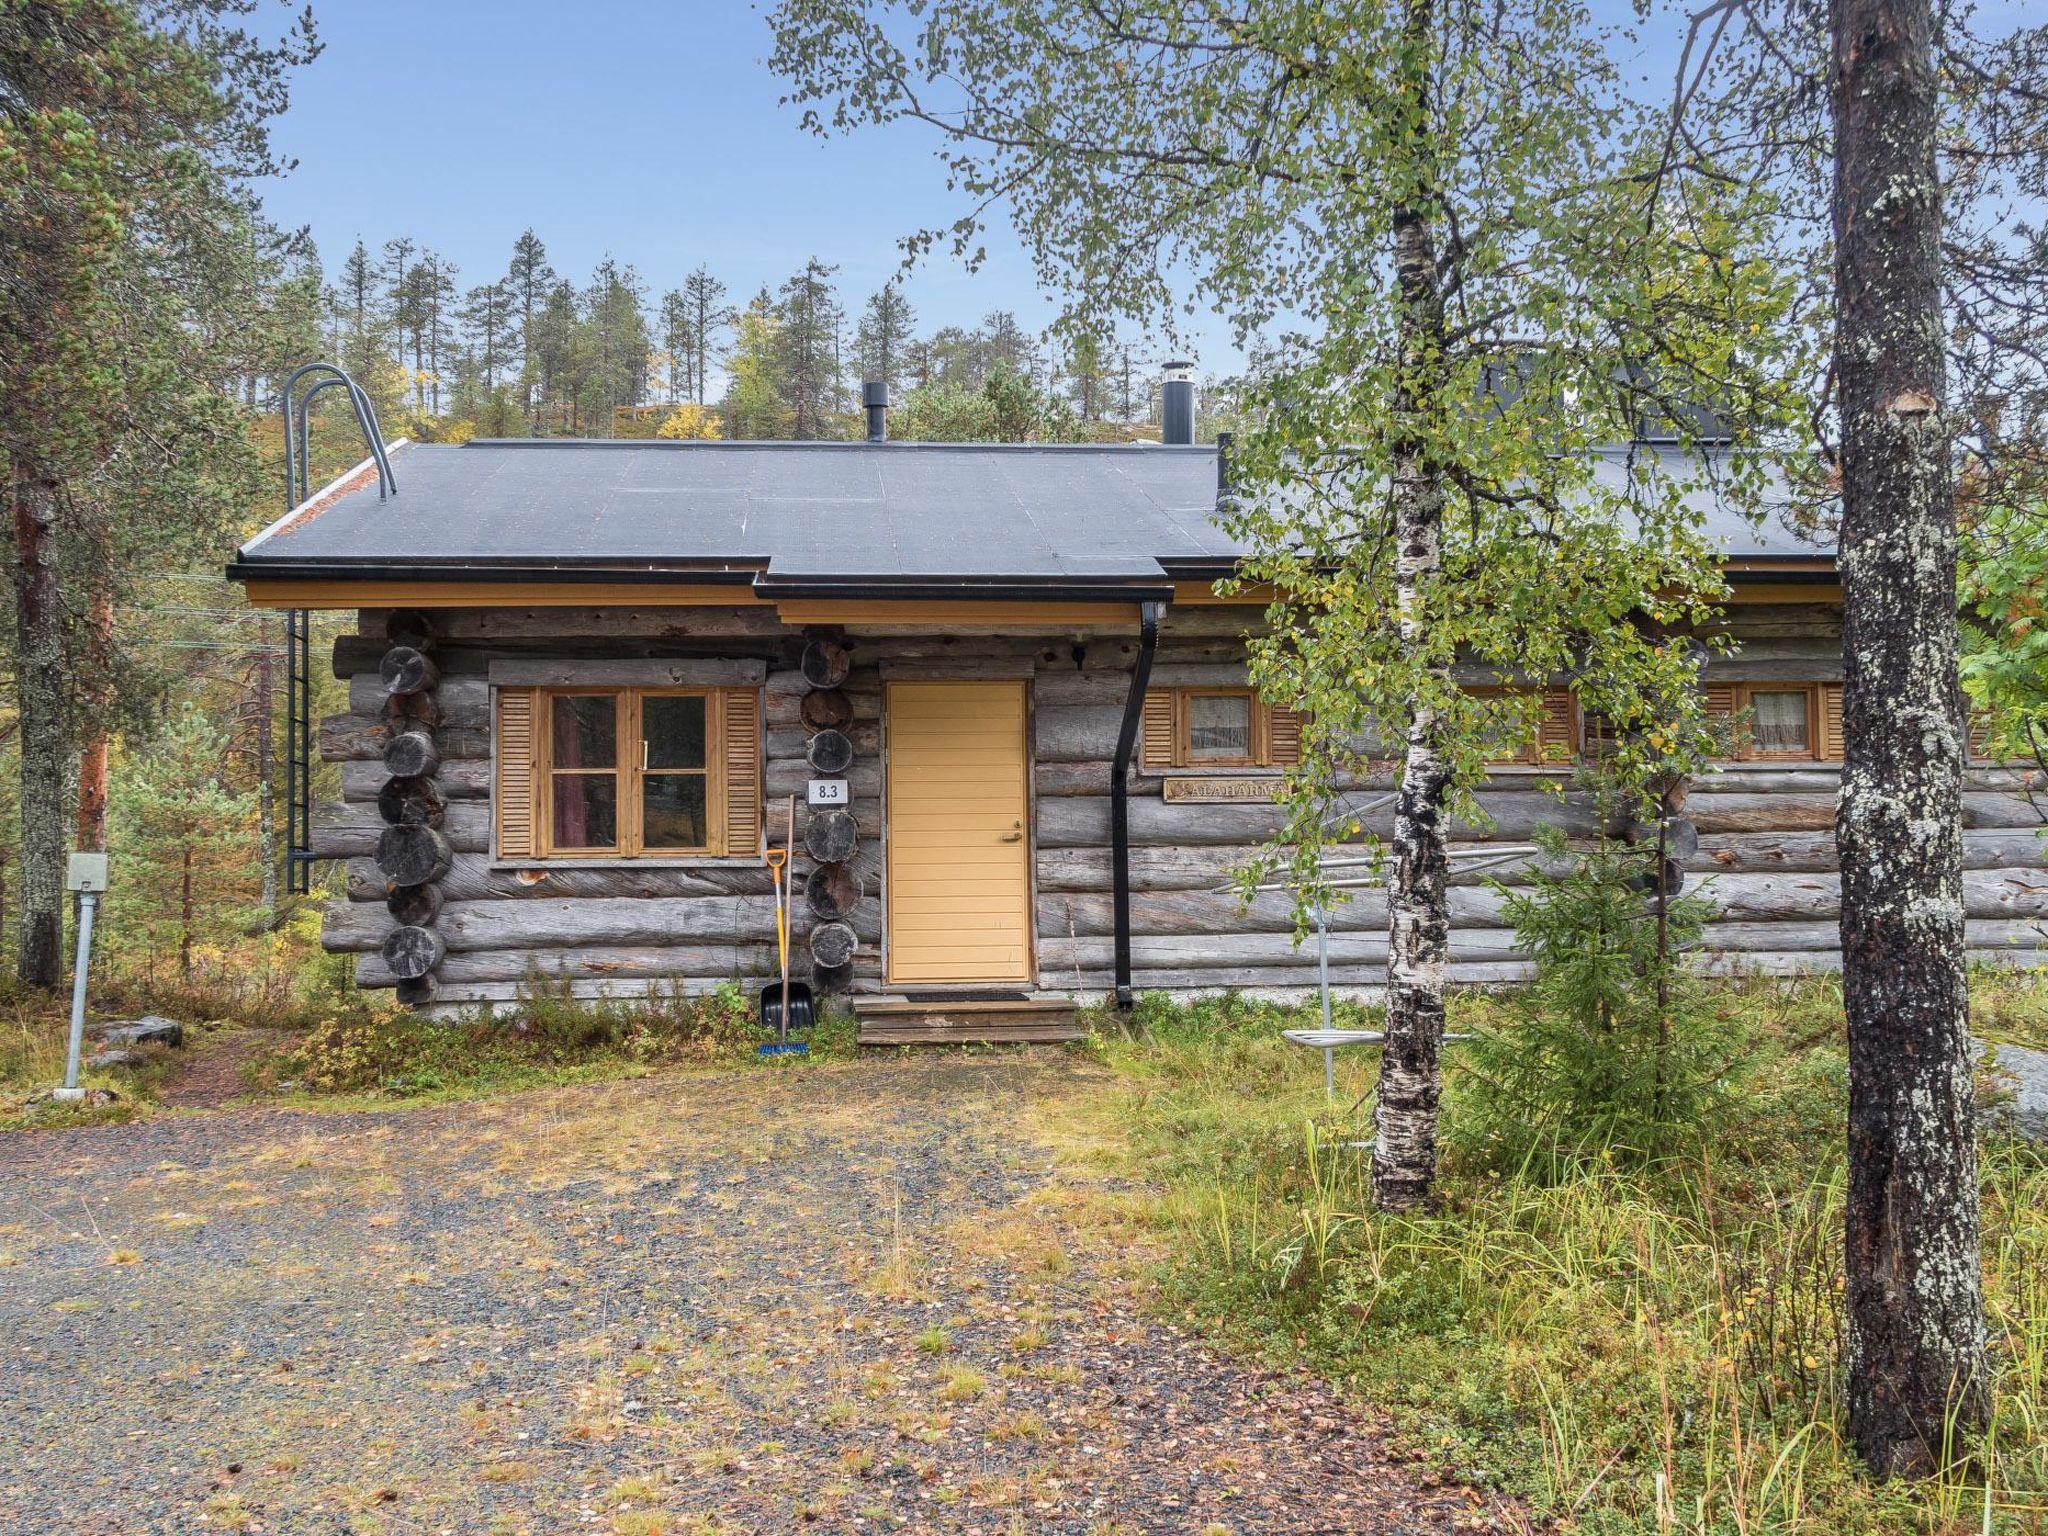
[314,602,2048,1015]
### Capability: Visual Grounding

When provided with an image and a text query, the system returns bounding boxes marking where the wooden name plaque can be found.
[1162,776,1281,803]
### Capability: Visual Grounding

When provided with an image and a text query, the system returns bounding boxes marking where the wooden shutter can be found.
[1967,709,1994,764]
[1819,683,1846,761]
[1265,704,1306,767]
[722,685,762,857]
[1140,688,1178,770]
[1703,682,1740,757]
[495,686,539,859]
[1537,687,1577,762]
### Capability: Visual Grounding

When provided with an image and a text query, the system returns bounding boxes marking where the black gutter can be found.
[1111,600,1165,1011]
[752,578,1175,604]
[224,559,765,585]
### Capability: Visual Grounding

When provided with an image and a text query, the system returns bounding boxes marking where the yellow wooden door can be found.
[885,680,1033,984]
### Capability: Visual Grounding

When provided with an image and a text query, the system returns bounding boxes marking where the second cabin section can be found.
[227,405,2048,1036]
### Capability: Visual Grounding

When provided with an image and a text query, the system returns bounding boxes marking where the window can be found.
[495,684,760,860]
[1185,689,1256,764]
[1140,686,1304,771]
[1465,685,1577,766]
[1706,682,1843,762]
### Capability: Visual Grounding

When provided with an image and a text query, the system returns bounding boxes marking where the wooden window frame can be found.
[537,685,729,858]
[1143,686,1302,771]
[1179,686,1262,768]
[1715,682,1835,763]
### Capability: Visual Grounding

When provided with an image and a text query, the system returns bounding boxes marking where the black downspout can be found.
[1112,600,1165,1010]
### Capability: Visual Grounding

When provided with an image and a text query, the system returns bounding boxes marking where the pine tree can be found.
[658,288,691,402]
[505,230,555,420]
[577,258,652,435]
[680,266,730,404]
[459,280,519,394]
[418,250,459,414]
[106,709,262,980]
[0,0,314,986]
[854,284,917,395]
[776,258,844,439]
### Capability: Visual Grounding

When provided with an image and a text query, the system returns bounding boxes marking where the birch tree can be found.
[771,0,1798,1208]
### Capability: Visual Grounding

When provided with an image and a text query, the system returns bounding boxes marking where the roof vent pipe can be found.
[863,380,889,442]
[1161,361,1195,445]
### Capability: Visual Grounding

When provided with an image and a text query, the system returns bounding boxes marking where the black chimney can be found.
[863,380,889,442]
[1161,361,1195,445]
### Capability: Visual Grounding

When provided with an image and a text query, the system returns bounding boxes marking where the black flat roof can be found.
[230,437,1830,589]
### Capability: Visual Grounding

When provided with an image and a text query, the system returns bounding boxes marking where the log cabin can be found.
[228,373,2048,1042]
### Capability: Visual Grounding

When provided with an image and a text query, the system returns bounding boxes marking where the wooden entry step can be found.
[853,995,1084,1047]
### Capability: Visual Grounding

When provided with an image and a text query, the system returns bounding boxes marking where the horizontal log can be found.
[768,722,879,762]
[767,759,879,800]
[1034,792,1599,849]
[347,853,776,902]
[321,713,489,763]
[360,942,783,988]
[486,657,768,687]
[323,894,883,955]
[313,801,489,858]
[1034,705,1126,765]
[416,968,883,1016]
[349,673,488,722]
[359,606,792,641]
[767,689,879,728]
[343,759,490,802]
[1053,962,1534,993]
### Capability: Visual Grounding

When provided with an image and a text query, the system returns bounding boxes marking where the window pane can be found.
[1187,694,1254,760]
[551,695,617,768]
[551,774,617,849]
[1751,691,1810,752]
[643,774,708,849]
[643,695,707,770]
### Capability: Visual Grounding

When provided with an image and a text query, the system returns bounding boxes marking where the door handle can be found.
[1000,830,1024,843]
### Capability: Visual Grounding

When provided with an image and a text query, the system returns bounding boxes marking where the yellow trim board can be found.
[241,580,772,610]
[774,598,1143,626]
[1171,580,1279,605]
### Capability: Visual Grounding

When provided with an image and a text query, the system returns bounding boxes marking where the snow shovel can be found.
[758,795,813,1053]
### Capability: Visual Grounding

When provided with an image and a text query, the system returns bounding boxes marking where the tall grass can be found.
[1084,986,2048,1535]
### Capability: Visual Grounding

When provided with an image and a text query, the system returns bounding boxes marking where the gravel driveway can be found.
[0,1053,1512,1534]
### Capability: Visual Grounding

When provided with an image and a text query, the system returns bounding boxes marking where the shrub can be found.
[1453,826,1753,1173]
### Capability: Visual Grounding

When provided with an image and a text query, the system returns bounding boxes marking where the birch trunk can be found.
[11,467,65,988]
[1371,1,1454,1212]
[1830,0,1987,1473]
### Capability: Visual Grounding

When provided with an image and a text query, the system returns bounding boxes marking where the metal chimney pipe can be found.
[863,380,889,442]
[1161,361,1195,445]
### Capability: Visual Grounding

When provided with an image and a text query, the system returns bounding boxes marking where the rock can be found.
[1978,1041,2048,1141]
[25,1087,120,1107]
[88,1015,183,1049]
[86,1049,145,1070]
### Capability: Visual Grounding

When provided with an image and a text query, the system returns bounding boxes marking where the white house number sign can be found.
[807,779,850,807]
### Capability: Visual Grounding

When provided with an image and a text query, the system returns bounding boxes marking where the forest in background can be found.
[312,229,1247,446]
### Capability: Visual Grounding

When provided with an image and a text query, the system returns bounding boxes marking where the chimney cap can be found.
[862,380,889,408]
[1162,359,1195,382]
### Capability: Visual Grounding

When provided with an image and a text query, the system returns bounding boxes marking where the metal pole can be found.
[53,892,98,1102]
[1317,900,1335,1096]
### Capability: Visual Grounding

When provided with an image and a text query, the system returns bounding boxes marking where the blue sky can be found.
[263,2,1128,379]
[262,0,2026,387]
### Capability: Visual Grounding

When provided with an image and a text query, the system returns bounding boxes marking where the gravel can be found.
[0,1053,1518,1534]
